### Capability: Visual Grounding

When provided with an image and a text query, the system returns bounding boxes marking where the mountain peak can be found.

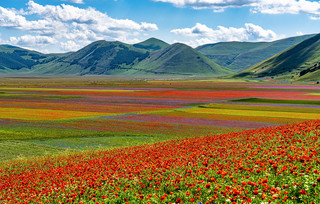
[132,43,233,76]
[134,38,169,51]
[144,37,162,42]
[171,42,191,48]
[141,37,167,44]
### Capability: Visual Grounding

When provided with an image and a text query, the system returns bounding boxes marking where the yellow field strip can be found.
[0,88,140,92]
[0,107,114,120]
[183,108,320,120]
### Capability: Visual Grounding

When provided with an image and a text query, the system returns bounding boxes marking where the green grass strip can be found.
[0,140,72,162]
[231,97,320,106]
[307,93,320,96]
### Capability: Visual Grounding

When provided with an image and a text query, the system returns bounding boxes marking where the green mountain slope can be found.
[236,33,320,81]
[0,45,58,73]
[196,34,314,72]
[132,43,233,75]
[133,38,169,51]
[196,42,264,69]
[31,41,232,76]
[5,34,317,78]
[32,41,149,75]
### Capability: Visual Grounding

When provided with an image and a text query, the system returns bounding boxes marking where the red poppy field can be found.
[0,77,320,203]
[1,120,320,203]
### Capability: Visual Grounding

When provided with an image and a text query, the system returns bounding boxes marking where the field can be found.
[0,76,320,203]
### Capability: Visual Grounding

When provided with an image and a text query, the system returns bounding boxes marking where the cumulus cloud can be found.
[60,40,83,51]
[0,1,158,52]
[63,0,84,4]
[0,33,4,44]
[9,35,57,46]
[141,22,159,31]
[0,6,54,31]
[171,23,280,47]
[153,0,255,8]
[25,1,158,33]
[153,0,320,19]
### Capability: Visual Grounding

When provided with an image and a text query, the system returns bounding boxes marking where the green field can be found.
[232,97,320,105]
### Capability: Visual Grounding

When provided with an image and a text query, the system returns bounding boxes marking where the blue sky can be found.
[1,0,320,53]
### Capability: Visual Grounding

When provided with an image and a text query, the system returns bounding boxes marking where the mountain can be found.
[30,41,231,76]
[133,38,169,51]
[32,40,149,75]
[131,43,233,75]
[196,34,315,72]
[1,34,318,78]
[236,33,320,81]
[196,42,263,70]
[0,45,60,73]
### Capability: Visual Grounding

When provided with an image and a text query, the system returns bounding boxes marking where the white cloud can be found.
[0,7,54,31]
[310,15,320,20]
[60,40,82,51]
[171,23,281,47]
[153,0,320,19]
[63,0,84,4]
[9,35,57,46]
[0,1,158,52]
[251,0,320,15]
[25,1,158,32]
[141,22,159,31]
[0,33,4,44]
[153,0,255,8]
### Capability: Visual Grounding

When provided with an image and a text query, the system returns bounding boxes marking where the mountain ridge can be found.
[235,33,320,81]
[28,40,232,76]
[196,34,315,72]
[31,40,149,75]
[0,35,319,80]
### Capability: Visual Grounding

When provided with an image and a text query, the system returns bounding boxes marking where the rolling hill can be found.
[30,40,232,76]
[31,40,150,75]
[236,33,320,81]
[196,34,315,72]
[131,43,233,75]
[0,45,61,74]
[133,38,169,51]
[1,34,319,79]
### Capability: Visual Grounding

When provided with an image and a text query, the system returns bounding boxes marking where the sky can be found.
[1,0,320,53]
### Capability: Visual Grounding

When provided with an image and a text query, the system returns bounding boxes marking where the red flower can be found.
[299,189,307,195]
